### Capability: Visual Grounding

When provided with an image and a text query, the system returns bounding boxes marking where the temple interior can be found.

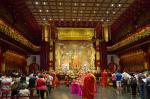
[0,0,150,99]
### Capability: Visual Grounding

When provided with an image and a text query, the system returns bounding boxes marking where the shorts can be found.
[116,81,122,87]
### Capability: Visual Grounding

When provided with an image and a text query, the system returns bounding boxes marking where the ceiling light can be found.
[43,18,46,21]
[59,10,63,12]
[46,10,49,12]
[61,18,64,21]
[59,2,62,5]
[49,18,52,21]
[106,19,110,22]
[111,4,114,7]
[94,11,96,13]
[78,19,80,21]
[43,2,47,5]
[112,11,116,14]
[96,4,100,6]
[101,19,104,22]
[118,4,122,7]
[35,1,39,5]
[39,9,42,12]
[81,3,85,6]
[106,11,109,14]
[80,11,83,13]
[89,19,92,21]
[72,19,75,21]
[73,10,76,13]
[74,3,77,6]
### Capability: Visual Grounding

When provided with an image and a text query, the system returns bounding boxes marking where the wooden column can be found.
[148,47,150,69]
[99,42,107,70]
[49,24,57,71]
[95,23,102,72]
[140,45,150,70]
[40,25,50,70]
[0,46,3,73]
[95,39,100,71]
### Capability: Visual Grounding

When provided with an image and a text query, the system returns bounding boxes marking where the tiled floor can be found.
[50,85,140,99]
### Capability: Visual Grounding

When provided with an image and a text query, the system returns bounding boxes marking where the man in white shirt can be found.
[46,74,53,93]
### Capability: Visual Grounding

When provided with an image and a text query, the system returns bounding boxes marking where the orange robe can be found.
[83,73,96,99]
[51,72,58,87]
[101,71,108,87]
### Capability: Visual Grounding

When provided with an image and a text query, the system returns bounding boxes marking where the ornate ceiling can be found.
[26,0,135,25]
[1,0,149,47]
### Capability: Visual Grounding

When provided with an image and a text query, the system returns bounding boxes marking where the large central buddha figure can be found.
[71,50,80,70]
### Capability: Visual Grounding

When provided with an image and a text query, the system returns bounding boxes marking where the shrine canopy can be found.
[57,28,94,40]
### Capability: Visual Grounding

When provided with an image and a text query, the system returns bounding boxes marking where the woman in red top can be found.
[36,75,47,99]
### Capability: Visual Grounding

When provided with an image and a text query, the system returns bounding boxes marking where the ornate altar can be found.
[55,41,95,74]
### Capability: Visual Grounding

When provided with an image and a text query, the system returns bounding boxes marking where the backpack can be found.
[11,81,19,90]
[130,77,137,85]
[46,77,50,85]
[146,79,150,91]
[138,75,145,84]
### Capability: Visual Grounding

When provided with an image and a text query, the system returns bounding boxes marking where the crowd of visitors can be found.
[0,70,150,99]
[100,69,150,99]
[0,71,55,99]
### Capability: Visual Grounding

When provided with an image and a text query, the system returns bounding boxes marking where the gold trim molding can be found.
[107,25,150,52]
[0,19,40,51]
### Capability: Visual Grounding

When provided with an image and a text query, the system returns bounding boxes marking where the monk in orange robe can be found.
[51,71,59,87]
[101,69,108,87]
[83,72,96,99]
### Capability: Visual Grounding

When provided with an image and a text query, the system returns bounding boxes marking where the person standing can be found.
[101,69,108,87]
[137,73,146,99]
[83,72,96,99]
[29,74,37,96]
[36,75,47,99]
[145,72,150,99]
[1,74,12,99]
[46,73,53,93]
[130,74,137,96]
[115,71,122,90]
[111,72,116,88]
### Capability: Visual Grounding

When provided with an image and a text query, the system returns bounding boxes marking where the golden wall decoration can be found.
[57,28,94,40]
[0,19,40,51]
[120,50,145,72]
[43,25,49,42]
[49,52,53,61]
[108,25,150,52]
[96,52,100,60]
[96,39,100,45]
[55,41,95,73]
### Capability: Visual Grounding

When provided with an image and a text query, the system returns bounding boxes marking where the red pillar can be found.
[99,42,107,70]
[0,47,3,72]
[40,41,50,70]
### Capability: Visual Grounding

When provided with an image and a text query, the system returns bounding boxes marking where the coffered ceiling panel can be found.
[25,0,135,25]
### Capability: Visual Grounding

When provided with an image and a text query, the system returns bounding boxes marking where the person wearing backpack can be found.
[46,73,53,93]
[11,77,19,99]
[29,74,37,96]
[130,74,137,96]
[137,73,146,99]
